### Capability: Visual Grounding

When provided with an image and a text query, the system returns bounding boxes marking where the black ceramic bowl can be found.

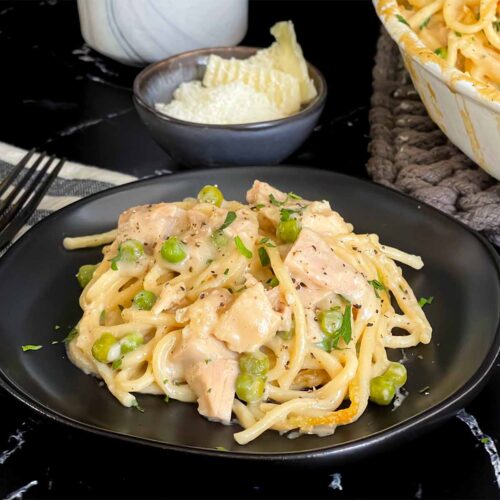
[133,47,327,167]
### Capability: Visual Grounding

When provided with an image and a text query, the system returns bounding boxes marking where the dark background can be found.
[0,1,499,499]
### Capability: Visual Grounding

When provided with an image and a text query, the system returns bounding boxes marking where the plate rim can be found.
[1,166,499,461]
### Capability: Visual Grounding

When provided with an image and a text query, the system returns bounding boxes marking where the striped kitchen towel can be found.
[0,142,138,248]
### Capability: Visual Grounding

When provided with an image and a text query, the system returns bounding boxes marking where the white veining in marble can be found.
[46,107,133,144]
[4,480,38,500]
[457,409,500,489]
[72,44,119,77]
[415,482,423,499]
[328,473,343,491]
[0,423,31,465]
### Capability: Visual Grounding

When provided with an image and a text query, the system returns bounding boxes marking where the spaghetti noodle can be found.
[397,0,500,88]
[66,181,432,444]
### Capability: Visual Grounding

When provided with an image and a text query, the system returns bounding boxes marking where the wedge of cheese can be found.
[203,56,301,115]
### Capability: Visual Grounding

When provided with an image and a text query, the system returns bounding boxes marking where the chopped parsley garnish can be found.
[418,296,434,307]
[255,203,265,210]
[21,344,42,352]
[396,14,410,27]
[259,237,276,248]
[480,437,490,444]
[64,327,78,343]
[132,399,144,412]
[223,268,229,275]
[164,395,170,403]
[215,446,228,451]
[258,247,270,267]
[280,208,300,222]
[434,47,448,59]
[269,192,302,207]
[369,279,386,298]
[269,193,283,206]
[219,211,236,231]
[234,236,253,258]
[419,16,431,30]
[266,276,279,288]
[455,31,462,37]
[99,310,106,326]
[493,21,500,32]
[112,358,122,370]
[319,304,352,352]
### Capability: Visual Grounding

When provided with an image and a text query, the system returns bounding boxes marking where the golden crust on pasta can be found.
[66,181,432,444]
[397,0,500,88]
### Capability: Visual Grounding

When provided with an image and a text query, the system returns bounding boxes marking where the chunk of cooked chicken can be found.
[266,286,293,333]
[175,288,233,338]
[152,281,188,315]
[214,283,281,352]
[186,358,239,424]
[169,288,237,422]
[246,180,351,236]
[117,203,189,249]
[300,201,352,236]
[284,228,376,326]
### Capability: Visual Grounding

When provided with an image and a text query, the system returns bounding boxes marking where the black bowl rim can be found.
[0,166,499,462]
[133,46,328,130]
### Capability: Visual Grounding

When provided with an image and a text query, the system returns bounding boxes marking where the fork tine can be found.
[0,148,37,199]
[0,158,66,251]
[0,154,56,231]
[0,151,47,214]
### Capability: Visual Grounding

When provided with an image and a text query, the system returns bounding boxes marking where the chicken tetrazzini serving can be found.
[64,181,432,444]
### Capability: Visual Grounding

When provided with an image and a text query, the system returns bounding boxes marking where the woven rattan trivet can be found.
[367,31,500,246]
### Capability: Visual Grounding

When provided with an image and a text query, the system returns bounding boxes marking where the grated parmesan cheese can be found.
[155,81,286,125]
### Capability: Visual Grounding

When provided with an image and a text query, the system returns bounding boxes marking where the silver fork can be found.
[0,149,66,250]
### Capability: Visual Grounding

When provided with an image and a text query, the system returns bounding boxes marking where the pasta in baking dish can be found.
[397,0,500,88]
[65,181,432,444]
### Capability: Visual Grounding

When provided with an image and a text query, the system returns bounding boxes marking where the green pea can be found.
[239,352,269,376]
[211,230,228,249]
[278,329,294,341]
[369,376,396,406]
[278,319,295,341]
[119,239,144,262]
[384,362,407,388]
[92,333,118,363]
[161,236,187,263]
[276,219,301,243]
[120,332,144,354]
[235,373,265,403]
[370,375,396,406]
[318,308,343,336]
[198,185,224,207]
[76,264,98,288]
[133,290,157,311]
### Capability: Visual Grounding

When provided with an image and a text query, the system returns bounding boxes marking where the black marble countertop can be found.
[0,1,499,499]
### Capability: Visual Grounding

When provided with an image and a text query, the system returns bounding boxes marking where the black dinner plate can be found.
[0,166,499,463]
